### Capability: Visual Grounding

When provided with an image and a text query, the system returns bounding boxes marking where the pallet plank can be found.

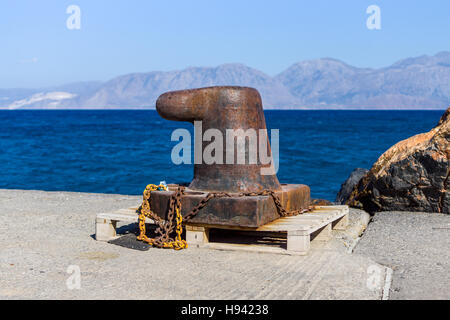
[186,205,349,255]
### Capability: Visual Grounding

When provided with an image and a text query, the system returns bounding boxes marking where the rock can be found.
[336,168,369,204]
[347,108,450,214]
[311,199,333,206]
[437,107,450,126]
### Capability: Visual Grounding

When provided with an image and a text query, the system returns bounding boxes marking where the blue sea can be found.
[0,110,443,201]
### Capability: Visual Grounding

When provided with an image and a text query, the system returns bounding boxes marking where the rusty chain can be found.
[137,184,311,250]
[137,184,187,250]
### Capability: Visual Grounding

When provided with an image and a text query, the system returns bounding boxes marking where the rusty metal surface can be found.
[152,86,311,227]
[150,184,311,228]
[156,86,281,193]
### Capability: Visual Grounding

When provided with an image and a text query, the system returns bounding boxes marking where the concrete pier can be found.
[0,189,448,300]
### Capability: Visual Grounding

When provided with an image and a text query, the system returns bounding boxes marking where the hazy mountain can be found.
[0,81,102,109]
[1,52,450,109]
[66,64,298,109]
[275,58,374,108]
[275,53,450,109]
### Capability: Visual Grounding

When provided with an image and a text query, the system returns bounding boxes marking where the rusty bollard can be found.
[150,86,310,228]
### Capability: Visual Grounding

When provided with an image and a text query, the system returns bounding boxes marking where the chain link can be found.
[137,184,311,250]
[137,184,187,250]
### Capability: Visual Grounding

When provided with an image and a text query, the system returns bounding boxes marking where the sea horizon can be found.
[0,109,443,201]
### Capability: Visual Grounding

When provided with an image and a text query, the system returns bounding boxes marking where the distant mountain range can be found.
[2,52,450,109]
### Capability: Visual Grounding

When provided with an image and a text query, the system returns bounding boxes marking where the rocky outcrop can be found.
[336,168,369,204]
[347,108,450,214]
[311,199,333,206]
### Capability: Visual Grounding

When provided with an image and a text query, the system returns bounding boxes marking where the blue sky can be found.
[1,0,449,88]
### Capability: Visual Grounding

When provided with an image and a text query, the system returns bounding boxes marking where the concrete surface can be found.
[332,208,371,253]
[0,189,385,300]
[354,211,450,300]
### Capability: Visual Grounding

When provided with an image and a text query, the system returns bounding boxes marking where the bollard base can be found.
[149,184,311,228]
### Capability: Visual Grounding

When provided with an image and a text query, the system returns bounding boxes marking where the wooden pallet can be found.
[95,206,349,255]
[96,207,145,241]
[185,206,349,255]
